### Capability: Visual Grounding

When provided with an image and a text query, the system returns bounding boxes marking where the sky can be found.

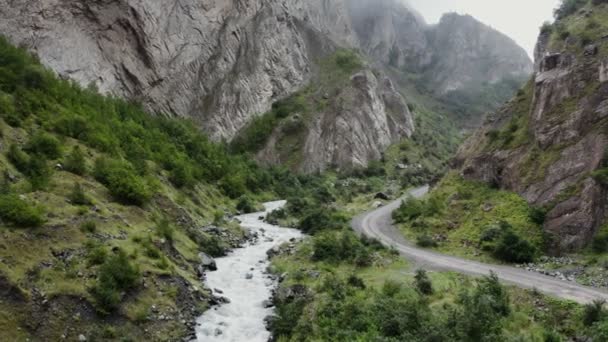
[406,0,562,58]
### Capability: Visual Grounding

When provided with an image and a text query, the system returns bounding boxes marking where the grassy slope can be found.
[395,173,544,263]
[0,37,282,340]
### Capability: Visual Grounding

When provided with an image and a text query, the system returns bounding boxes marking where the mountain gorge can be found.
[0,0,532,172]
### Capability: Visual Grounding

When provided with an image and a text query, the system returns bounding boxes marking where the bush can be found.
[0,194,45,227]
[80,220,97,233]
[94,157,152,205]
[168,161,195,188]
[92,249,140,312]
[414,269,434,295]
[64,146,87,175]
[593,231,608,253]
[156,219,174,242]
[7,144,29,171]
[86,245,107,266]
[416,235,437,248]
[493,230,536,263]
[25,132,62,159]
[529,206,547,225]
[236,195,258,214]
[69,183,92,206]
[584,300,606,327]
[26,155,52,190]
[299,208,347,235]
[312,230,369,265]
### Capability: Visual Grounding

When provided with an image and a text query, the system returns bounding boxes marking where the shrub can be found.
[334,50,363,73]
[92,249,140,312]
[94,157,152,205]
[64,146,87,175]
[414,269,434,295]
[0,193,45,227]
[236,195,258,214]
[25,132,62,159]
[80,220,97,233]
[156,219,174,242]
[593,168,608,186]
[529,206,547,225]
[168,160,195,188]
[69,183,92,206]
[7,144,29,171]
[592,231,608,253]
[381,279,403,297]
[299,208,347,235]
[584,300,606,327]
[416,235,437,248]
[86,245,107,266]
[26,155,52,190]
[493,230,536,263]
[593,0,608,5]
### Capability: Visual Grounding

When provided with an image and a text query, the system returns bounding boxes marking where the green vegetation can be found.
[64,145,87,175]
[92,249,140,313]
[270,236,584,341]
[0,193,44,227]
[548,0,608,55]
[394,173,543,262]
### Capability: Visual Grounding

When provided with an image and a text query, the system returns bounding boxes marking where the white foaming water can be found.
[194,200,302,342]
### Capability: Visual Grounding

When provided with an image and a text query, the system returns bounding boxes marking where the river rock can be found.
[198,253,217,272]
[262,300,274,308]
[245,273,254,280]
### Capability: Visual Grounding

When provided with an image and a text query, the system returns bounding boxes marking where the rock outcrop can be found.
[455,6,608,251]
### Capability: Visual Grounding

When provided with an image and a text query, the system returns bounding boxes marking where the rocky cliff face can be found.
[258,68,414,173]
[0,0,354,140]
[455,3,608,251]
[0,0,530,172]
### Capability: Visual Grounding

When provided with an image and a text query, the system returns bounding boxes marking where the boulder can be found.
[198,253,217,272]
[374,192,390,200]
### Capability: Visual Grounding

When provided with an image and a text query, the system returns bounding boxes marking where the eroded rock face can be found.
[0,0,354,140]
[301,70,414,173]
[456,28,608,251]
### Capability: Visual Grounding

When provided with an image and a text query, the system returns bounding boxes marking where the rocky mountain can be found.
[455,1,608,252]
[0,0,531,171]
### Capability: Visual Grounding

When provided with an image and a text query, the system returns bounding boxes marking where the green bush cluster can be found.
[480,221,536,263]
[64,146,87,175]
[0,193,45,227]
[272,272,516,341]
[236,195,259,214]
[312,230,378,267]
[7,144,53,190]
[298,208,348,235]
[393,194,444,223]
[94,157,152,205]
[92,249,140,312]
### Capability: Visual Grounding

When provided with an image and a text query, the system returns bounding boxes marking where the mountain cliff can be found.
[455,1,608,251]
[0,0,531,171]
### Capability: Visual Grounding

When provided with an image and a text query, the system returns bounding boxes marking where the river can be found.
[194,200,302,342]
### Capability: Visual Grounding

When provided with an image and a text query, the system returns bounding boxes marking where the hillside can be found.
[0,37,305,340]
[455,0,608,252]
